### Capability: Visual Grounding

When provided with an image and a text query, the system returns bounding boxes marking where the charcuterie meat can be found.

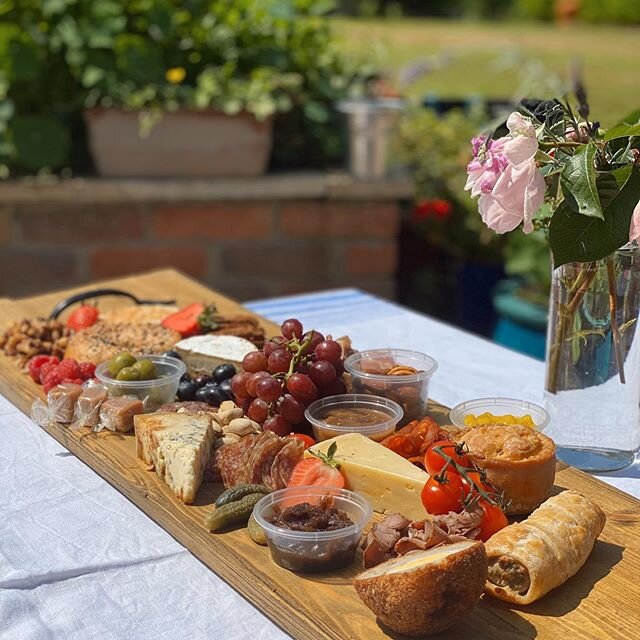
[271,438,304,489]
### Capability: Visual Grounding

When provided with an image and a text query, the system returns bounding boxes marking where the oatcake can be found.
[65,322,181,363]
[99,305,178,325]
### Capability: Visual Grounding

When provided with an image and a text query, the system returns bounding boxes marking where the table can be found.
[2,287,639,640]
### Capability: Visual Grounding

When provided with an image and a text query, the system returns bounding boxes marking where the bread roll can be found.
[485,490,605,604]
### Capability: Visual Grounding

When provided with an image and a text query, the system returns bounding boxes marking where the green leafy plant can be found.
[0,0,366,173]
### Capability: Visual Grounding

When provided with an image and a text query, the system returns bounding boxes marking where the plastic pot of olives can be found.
[96,353,186,412]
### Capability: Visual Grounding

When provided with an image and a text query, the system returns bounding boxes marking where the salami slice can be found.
[215,433,259,487]
[259,437,288,490]
[246,431,279,485]
[271,438,304,489]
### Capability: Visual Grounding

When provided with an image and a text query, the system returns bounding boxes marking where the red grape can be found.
[231,372,251,399]
[256,376,283,403]
[243,351,268,373]
[320,377,347,397]
[302,330,325,353]
[267,348,292,374]
[278,394,305,424]
[333,359,345,376]
[263,414,292,437]
[314,340,342,364]
[247,398,269,423]
[281,318,303,339]
[286,373,318,405]
[263,341,280,357]
[308,360,337,387]
[246,370,270,397]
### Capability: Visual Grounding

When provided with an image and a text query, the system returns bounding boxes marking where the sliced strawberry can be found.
[287,442,344,489]
[67,305,99,331]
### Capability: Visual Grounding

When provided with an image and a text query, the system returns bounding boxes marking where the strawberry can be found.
[78,361,96,380]
[67,305,99,332]
[287,442,344,490]
[43,369,64,393]
[39,360,59,385]
[28,355,58,384]
[57,358,81,380]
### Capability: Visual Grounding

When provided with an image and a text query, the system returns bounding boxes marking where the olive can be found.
[219,378,233,399]
[116,366,141,381]
[163,350,182,361]
[108,351,136,377]
[133,358,157,380]
[213,363,236,383]
[177,380,199,402]
[194,374,213,388]
[201,383,228,407]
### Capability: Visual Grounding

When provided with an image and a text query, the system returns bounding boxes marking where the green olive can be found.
[116,366,142,381]
[108,351,137,377]
[133,358,157,380]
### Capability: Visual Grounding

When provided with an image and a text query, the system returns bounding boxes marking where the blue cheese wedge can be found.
[134,412,214,504]
[175,335,257,374]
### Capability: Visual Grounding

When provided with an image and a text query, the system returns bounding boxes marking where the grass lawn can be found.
[334,18,639,126]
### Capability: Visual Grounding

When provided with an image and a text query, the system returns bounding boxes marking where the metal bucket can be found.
[338,98,404,179]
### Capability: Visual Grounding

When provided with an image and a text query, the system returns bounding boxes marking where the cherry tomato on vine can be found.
[477,499,509,542]
[420,469,465,515]
[461,470,494,496]
[423,439,471,475]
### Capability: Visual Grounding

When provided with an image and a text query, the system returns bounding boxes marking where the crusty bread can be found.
[65,322,180,363]
[99,305,178,325]
[354,541,487,636]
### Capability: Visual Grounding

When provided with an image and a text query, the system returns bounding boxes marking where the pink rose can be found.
[630,200,640,242]
[465,112,545,234]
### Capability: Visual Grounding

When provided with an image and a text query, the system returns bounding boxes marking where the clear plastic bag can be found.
[30,397,52,427]
[70,382,109,432]
[47,383,83,424]
[96,395,144,433]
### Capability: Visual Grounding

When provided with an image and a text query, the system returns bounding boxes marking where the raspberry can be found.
[28,355,56,384]
[39,361,59,385]
[57,358,81,380]
[43,370,64,393]
[78,362,96,380]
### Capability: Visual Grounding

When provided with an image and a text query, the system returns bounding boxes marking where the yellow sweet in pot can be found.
[464,412,535,429]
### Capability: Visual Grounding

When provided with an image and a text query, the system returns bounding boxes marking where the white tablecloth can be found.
[2,288,639,639]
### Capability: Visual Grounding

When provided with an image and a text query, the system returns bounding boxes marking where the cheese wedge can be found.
[134,412,214,504]
[307,433,429,521]
[175,335,257,375]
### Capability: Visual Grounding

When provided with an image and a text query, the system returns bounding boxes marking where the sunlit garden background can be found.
[1,0,639,359]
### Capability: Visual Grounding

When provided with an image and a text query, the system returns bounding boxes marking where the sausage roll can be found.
[485,490,606,605]
[459,424,556,515]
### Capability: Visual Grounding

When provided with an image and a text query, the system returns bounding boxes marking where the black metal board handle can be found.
[49,289,177,320]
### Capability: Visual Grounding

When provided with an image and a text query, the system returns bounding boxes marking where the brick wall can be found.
[0,176,409,301]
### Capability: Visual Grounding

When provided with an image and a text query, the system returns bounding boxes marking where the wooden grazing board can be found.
[2,268,640,639]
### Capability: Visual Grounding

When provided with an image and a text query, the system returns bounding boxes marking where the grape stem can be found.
[285,331,315,379]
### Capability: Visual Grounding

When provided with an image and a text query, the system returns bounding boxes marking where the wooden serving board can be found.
[2,269,640,640]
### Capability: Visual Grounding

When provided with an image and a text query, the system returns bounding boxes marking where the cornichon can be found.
[205,493,265,532]
[247,510,267,546]
[214,484,270,508]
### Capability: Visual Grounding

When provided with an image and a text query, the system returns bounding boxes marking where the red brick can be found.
[345,242,397,276]
[280,201,399,238]
[0,249,78,296]
[153,203,273,239]
[223,244,332,279]
[19,206,146,244]
[90,247,207,279]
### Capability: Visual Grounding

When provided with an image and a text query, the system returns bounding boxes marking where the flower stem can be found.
[546,262,598,394]
[606,256,626,384]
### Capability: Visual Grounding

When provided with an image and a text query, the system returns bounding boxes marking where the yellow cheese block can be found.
[307,433,429,521]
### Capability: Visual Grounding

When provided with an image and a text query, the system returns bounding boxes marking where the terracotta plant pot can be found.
[84,108,273,177]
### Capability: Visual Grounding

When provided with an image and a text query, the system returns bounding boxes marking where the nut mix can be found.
[0,318,71,368]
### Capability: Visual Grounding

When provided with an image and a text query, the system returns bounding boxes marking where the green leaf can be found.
[11,115,70,170]
[560,142,603,219]
[604,109,640,141]
[549,167,640,267]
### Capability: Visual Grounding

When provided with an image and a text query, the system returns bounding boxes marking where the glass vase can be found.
[544,244,640,472]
